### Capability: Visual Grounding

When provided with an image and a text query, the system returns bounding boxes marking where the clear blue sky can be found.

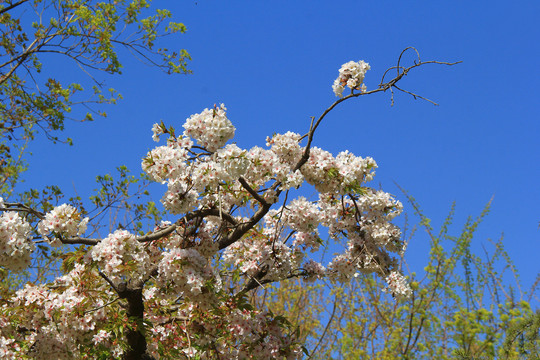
[22,1,539,292]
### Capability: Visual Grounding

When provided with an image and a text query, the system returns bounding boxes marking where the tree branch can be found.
[238,176,268,206]
[218,202,271,250]
[0,0,28,16]
[296,49,461,171]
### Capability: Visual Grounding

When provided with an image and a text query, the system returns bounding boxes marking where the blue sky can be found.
[21,1,539,292]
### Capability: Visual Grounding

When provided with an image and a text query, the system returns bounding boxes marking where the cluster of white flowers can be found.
[356,189,404,220]
[293,232,322,252]
[384,271,413,298]
[0,58,416,358]
[327,253,358,281]
[237,186,404,284]
[319,192,403,281]
[157,247,214,299]
[143,296,302,359]
[151,122,165,142]
[4,264,112,358]
[160,179,199,215]
[37,204,89,242]
[141,98,409,299]
[332,60,370,97]
[224,309,296,358]
[283,197,321,233]
[303,259,326,281]
[0,211,34,271]
[266,131,303,165]
[91,229,150,282]
[213,144,250,182]
[143,126,310,217]
[222,229,300,281]
[243,145,304,190]
[142,144,189,183]
[0,336,20,358]
[182,104,235,152]
[92,329,111,346]
[301,147,377,194]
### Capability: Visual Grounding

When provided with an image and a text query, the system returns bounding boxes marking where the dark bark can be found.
[116,282,153,360]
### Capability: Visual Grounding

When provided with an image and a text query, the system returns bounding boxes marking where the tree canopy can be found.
[0,2,537,360]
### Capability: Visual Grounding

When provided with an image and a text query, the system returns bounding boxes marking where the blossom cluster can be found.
[91,229,150,282]
[37,204,89,242]
[332,60,370,97]
[142,143,190,183]
[223,230,301,282]
[157,247,215,300]
[142,126,308,216]
[1,264,114,359]
[143,295,303,359]
[0,211,34,271]
[142,88,407,293]
[182,103,235,152]
[384,271,413,298]
[301,148,377,194]
[0,203,90,271]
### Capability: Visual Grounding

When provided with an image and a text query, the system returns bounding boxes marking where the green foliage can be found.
[502,309,540,359]
[0,0,191,195]
[89,167,165,236]
[258,193,539,359]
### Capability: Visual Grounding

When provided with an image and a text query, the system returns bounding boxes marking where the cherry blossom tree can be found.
[0,46,459,359]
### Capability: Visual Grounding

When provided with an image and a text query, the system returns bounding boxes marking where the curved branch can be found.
[136,223,178,243]
[295,51,461,172]
[56,207,240,246]
[59,237,100,246]
[1,202,45,219]
[218,202,271,250]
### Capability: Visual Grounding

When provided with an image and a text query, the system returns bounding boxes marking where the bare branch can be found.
[136,223,178,243]
[59,237,99,246]
[393,85,439,106]
[98,270,120,293]
[238,268,308,296]
[294,51,461,172]
[1,202,45,219]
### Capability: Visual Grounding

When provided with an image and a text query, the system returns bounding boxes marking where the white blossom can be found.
[332,60,370,97]
[151,122,165,142]
[384,271,412,299]
[0,212,34,271]
[183,104,235,152]
[91,229,149,282]
[142,144,189,183]
[37,204,88,240]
